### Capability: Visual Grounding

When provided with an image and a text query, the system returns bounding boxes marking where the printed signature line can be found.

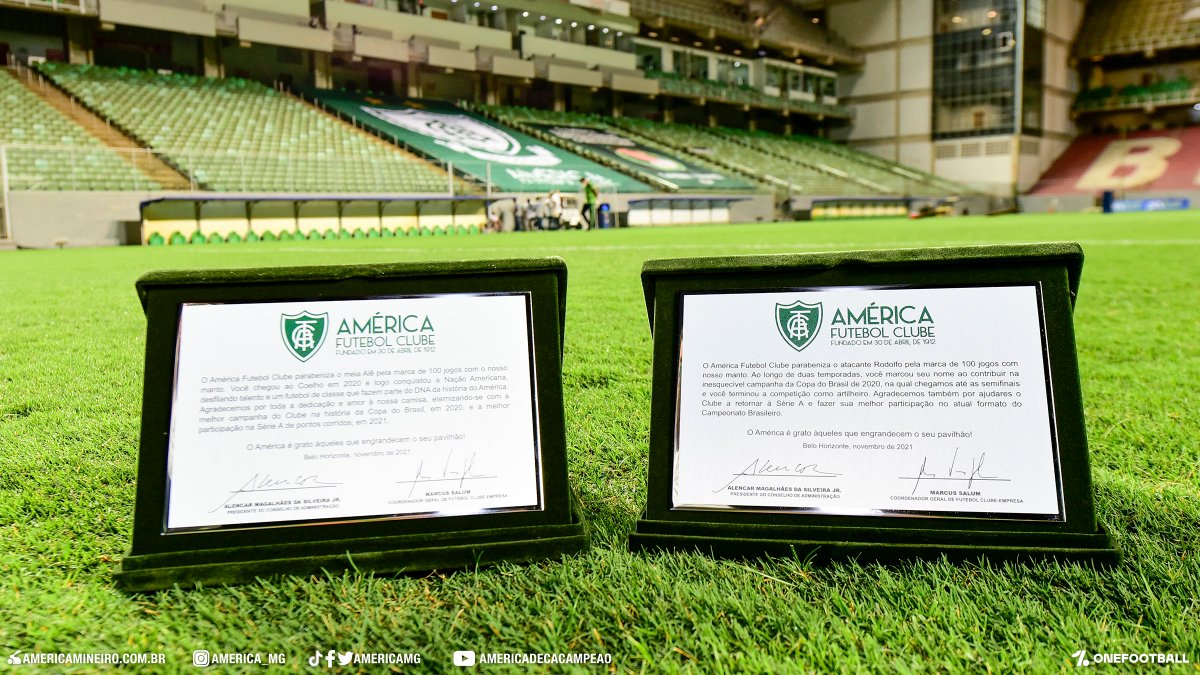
[232,485,340,494]
[395,476,498,486]
[895,477,1011,482]
[735,473,840,479]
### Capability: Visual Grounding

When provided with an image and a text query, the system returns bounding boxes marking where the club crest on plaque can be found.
[775,300,822,352]
[281,311,328,362]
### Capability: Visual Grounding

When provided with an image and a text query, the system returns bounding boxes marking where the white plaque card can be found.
[674,285,1063,519]
[166,293,541,530]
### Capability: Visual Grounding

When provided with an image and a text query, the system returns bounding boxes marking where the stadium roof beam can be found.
[630,0,862,68]
[0,0,96,16]
[486,0,638,34]
[99,0,216,37]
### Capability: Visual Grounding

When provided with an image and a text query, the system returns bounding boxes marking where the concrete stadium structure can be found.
[2,0,1199,247]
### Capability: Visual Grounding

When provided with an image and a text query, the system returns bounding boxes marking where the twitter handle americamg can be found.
[308,649,422,667]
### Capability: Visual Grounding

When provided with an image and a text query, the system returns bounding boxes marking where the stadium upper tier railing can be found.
[33,62,457,195]
[1074,79,1199,112]
[0,144,471,193]
[644,71,852,119]
[0,144,160,191]
[157,149,458,194]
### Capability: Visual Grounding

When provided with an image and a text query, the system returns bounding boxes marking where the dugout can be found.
[809,197,912,220]
[140,195,491,245]
[625,197,750,226]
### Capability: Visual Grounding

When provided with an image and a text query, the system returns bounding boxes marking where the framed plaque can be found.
[118,259,588,592]
[628,243,1118,564]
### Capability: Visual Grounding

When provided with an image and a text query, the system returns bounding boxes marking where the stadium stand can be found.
[1034,0,1200,207]
[609,117,876,196]
[606,117,971,197]
[756,8,861,67]
[631,0,861,66]
[634,0,756,40]
[478,105,756,192]
[1028,128,1200,196]
[305,90,651,194]
[0,68,160,191]
[0,0,995,247]
[481,105,606,129]
[34,63,452,194]
[1074,0,1200,58]
[721,129,970,195]
[1074,78,1198,111]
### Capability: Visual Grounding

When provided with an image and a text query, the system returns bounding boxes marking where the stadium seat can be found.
[596,117,971,197]
[0,69,160,191]
[34,63,450,194]
[724,128,968,195]
[1075,0,1200,58]
[481,105,747,191]
[641,71,852,119]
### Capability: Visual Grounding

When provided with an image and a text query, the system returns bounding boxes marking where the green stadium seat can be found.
[1075,0,1200,59]
[0,69,159,191]
[35,63,451,195]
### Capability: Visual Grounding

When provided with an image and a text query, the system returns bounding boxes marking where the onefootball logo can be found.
[1073,649,1190,667]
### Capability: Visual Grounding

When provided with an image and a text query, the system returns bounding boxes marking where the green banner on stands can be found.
[527,123,756,191]
[309,91,650,193]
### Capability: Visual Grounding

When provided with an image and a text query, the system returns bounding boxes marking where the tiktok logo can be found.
[307,650,335,668]
[307,649,353,668]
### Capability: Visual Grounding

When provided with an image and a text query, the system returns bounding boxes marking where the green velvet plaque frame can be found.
[117,258,588,592]
[628,243,1118,565]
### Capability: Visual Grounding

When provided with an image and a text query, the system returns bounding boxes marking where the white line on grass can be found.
[1074,239,1200,246]
[177,238,1200,255]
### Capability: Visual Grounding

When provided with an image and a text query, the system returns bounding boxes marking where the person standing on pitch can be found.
[514,199,527,231]
[548,190,563,230]
[527,197,542,230]
[580,177,599,230]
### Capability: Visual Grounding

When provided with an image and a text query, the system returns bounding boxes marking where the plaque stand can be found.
[117,496,589,592]
[119,259,589,592]
[628,520,1118,565]
[628,244,1120,566]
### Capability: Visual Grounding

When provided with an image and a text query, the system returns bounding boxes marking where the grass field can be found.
[0,212,1197,673]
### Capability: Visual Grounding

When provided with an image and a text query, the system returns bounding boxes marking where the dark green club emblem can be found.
[281,311,328,362]
[775,300,822,352]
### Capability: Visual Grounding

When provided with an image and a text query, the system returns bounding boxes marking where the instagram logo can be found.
[453,651,476,667]
[192,650,211,667]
